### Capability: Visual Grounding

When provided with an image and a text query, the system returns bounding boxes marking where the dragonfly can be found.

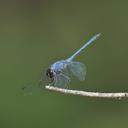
[43,33,100,88]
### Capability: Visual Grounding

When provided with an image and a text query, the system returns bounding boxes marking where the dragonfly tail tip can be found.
[96,33,101,37]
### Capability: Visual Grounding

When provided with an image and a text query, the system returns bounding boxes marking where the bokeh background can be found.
[0,0,128,128]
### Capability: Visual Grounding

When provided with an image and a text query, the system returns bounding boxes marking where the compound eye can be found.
[46,68,54,78]
[46,71,49,76]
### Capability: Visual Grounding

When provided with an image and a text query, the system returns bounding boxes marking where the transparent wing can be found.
[67,61,86,81]
[21,83,41,95]
[53,73,70,88]
[21,69,49,95]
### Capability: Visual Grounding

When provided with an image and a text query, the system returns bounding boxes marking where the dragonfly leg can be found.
[50,74,56,86]
[60,73,70,88]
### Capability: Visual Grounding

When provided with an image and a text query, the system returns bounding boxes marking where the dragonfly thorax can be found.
[51,60,68,73]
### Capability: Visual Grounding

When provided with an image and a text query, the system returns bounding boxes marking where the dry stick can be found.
[45,85,128,99]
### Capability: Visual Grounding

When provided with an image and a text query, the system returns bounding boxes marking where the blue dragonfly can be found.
[45,33,100,88]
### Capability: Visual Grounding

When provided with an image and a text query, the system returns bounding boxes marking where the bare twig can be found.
[45,85,128,99]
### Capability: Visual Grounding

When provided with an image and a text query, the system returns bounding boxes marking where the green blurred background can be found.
[0,0,128,128]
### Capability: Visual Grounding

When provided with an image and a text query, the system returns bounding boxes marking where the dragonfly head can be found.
[46,68,54,79]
